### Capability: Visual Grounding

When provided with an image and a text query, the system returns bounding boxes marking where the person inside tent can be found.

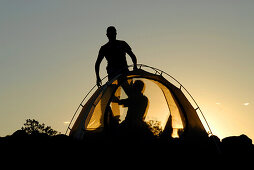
[112,80,152,137]
[95,26,138,87]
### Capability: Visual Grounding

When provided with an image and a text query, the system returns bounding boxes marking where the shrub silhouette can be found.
[146,120,163,136]
[21,119,58,136]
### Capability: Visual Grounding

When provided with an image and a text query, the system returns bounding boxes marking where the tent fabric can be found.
[153,80,186,129]
[167,83,207,136]
[69,84,117,139]
[69,87,102,139]
[69,69,207,140]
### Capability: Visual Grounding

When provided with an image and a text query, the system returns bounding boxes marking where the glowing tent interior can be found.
[67,65,211,140]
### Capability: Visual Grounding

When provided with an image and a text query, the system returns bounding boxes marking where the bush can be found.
[21,119,58,136]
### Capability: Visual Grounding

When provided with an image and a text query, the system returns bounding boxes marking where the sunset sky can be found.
[1,0,254,140]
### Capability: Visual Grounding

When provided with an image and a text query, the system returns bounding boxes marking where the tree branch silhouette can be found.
[21,119,58,136]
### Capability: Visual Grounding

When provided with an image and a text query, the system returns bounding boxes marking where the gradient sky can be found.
[0,0,254,140]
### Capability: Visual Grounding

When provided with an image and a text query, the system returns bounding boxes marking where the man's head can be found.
[106,26,117,41]
[133,80,145,94]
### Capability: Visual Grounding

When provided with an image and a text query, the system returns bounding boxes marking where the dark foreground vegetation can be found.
[0,119,253,165]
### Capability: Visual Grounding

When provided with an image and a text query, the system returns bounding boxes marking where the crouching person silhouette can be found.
[112,80,153,140]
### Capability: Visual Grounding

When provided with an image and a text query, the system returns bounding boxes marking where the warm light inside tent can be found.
[110,78,185,138]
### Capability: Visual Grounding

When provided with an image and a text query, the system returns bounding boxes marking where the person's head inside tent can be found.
[132,80,145,94]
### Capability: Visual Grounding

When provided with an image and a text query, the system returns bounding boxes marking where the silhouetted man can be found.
[95,26,137,87]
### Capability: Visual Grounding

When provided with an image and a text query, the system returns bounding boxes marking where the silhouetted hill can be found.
[0,129,253,164]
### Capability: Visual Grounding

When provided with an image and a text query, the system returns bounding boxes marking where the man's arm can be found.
[111,96,129,107]
[95,48,104,87]
[126,49,137,70]
[118,98,129,107]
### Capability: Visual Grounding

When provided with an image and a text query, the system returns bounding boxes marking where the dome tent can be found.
[67,65,210,141]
